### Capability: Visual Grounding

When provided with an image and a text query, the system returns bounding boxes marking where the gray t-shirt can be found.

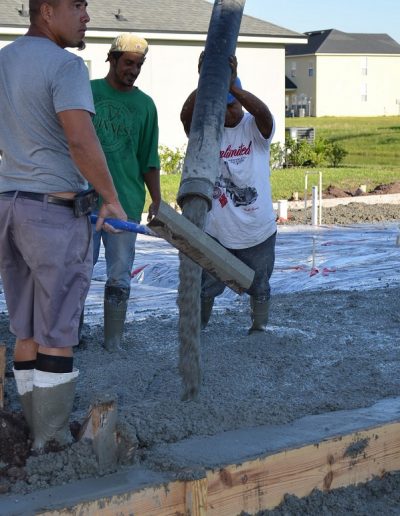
[0,36,95,193]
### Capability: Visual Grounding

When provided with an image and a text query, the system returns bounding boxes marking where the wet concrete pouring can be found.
[0,194,400,514]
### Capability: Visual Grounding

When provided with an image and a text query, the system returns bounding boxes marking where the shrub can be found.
[285,138,317,167]
[282,137,347,168]
[158,145,186,175]
[312,137,330,166]
[325,141,348,167]
[270,142,285,169]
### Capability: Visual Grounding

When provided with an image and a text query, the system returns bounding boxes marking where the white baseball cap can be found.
[109,33,148,55]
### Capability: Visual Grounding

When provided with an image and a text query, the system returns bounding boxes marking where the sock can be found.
[13,360,36,370]
[35,352,73,373]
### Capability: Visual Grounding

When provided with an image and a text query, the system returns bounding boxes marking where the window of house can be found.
[308,63,314,77]
[290,62,296,78]
[361,56,368,76]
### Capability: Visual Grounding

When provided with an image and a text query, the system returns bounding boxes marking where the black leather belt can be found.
[0,191,74,207]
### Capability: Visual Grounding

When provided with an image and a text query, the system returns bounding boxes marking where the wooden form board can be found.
[148,200,254,294]
[0,343,5,409]
[38,421,400,516]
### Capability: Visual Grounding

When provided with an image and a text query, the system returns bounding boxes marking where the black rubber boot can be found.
[104,285,130,352]
[32,369,78,452]
[248,297,270,334]
[201,297,214,330]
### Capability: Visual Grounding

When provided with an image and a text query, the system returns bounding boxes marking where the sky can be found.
[241,0,400,43]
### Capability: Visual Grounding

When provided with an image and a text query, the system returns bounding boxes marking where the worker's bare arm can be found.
[58,109,127,227]
[180,90,197,136]
[228,56,273,139]
[230,85,274,139]
[143,167,161,220]
[58,110,118,203]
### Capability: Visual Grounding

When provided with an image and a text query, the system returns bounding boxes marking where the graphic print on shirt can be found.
[212,151,258,208]
[205,112,276,249]
[93,100,138,153]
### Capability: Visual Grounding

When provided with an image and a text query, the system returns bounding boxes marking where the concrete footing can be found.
[3,397,400,515]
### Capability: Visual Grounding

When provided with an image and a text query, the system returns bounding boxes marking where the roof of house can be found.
[1,0,303,39]
[286,29,400,55]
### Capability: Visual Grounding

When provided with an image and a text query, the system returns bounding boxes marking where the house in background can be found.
[285,29,400,117]
[285,76,298,116]
[0,0,306,147]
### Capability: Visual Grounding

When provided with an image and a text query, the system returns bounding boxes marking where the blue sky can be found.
[240,0,400,43]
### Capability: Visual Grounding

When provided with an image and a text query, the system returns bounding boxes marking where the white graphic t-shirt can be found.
[204,112,277,249]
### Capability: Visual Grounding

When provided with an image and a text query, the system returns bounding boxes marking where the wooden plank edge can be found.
[37,420,400,516]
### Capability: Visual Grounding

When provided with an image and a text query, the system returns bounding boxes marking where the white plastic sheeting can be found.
[85,222,400,322]
[1,222,399,323]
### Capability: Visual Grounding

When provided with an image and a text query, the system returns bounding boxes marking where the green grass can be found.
[286,116,400,167]
[145,116,400,208]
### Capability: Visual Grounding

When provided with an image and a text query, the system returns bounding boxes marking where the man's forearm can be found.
[69,137,119,204]
[230,87,273,138]
[180,90,197,136]
[144,168,161,204]
[58,110,119,204]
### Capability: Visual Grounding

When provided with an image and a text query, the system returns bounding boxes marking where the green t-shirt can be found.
[91,79,160,220]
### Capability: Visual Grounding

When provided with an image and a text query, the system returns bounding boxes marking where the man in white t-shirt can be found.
[181,56,277,333]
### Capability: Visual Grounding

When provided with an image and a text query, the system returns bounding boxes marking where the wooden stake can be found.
[79,396,118,472]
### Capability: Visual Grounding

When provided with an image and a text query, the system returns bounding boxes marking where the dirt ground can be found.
[0,193,399,514]
[287,180,400,225]
[322,180,400,198]
[287,201,400,225]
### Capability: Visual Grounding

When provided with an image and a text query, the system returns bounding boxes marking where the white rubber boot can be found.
[13,368,34,431]
[32,369,79,452]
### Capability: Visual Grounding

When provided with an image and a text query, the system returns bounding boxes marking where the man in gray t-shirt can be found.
[0,0,126,452]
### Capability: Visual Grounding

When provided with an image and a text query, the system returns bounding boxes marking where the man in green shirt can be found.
[91,33,161,351]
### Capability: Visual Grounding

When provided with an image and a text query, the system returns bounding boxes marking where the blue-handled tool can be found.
[90,215,158,237]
